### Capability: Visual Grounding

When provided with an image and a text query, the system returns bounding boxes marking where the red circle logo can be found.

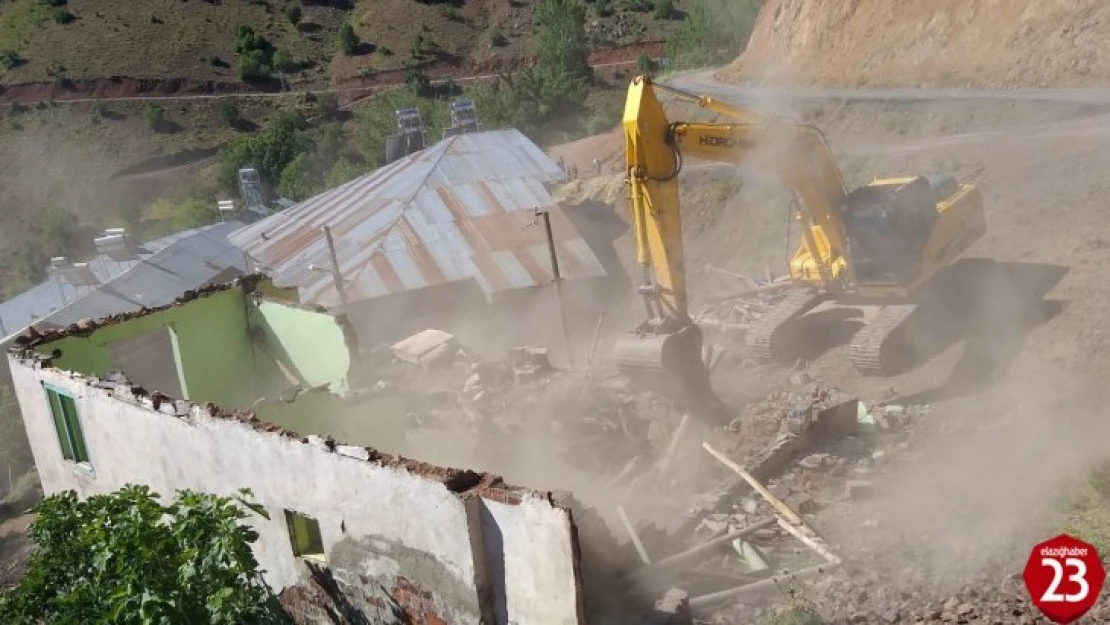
[1023,534,1106,623]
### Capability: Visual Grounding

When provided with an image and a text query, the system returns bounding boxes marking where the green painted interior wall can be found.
[34,285,357,425]
[256,392,410,455]
[247,300,351,393]
[37,289,258,408]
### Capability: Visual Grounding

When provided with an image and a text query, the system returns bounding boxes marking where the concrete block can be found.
[844,479,876,500]
[642,588,693,625]
[391,329,458,367]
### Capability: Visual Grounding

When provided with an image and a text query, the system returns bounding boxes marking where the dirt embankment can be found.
[719,0,1110,88]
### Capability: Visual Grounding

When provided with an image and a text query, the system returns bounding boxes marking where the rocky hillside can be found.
[719,0,1110,87]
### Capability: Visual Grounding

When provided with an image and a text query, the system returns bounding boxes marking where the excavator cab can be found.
[842,175,952,286]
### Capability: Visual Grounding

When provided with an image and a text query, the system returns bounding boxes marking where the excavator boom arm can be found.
[623,76,852,324]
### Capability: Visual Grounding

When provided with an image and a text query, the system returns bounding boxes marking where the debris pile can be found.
[361,328,942,622]
[361,329,688,477]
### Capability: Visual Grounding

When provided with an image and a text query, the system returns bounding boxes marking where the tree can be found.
[404,63,432,97]
[337,22,359,56]
[506,0,592,133]
[218,111,310,194]
[234,25,275,81]
[0,485,286,623]
[534,0,591,82]
[277,153,316,201]
[665,0,759,68]
[238,51,270,81]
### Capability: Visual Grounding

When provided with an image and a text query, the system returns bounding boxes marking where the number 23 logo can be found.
[1042,557,1091,603]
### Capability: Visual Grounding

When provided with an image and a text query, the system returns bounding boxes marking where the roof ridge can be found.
[331,135,460,301]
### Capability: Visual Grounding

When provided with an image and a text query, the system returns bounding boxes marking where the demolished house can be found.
[227,129,618,356]
[6,269,900,622]
[5,276,592,624]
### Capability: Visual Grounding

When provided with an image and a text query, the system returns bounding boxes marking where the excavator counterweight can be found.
[613,76,986,411]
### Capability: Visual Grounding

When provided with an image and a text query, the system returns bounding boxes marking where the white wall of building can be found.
[9,356,584,624]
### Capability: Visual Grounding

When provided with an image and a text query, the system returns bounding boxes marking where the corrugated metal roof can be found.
[0,221,250,342]
[229,129,607,307]
[0,222,238,336]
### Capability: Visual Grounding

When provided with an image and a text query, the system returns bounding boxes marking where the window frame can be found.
[283,509,325,561]
[43,384,94,475]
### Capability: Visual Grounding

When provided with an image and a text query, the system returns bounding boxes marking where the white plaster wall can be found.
[482,494,583,625]
[9,359,484,620]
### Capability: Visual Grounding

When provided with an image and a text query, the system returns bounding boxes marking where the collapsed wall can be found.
[723,0,1110,88]
[7,355,587,625]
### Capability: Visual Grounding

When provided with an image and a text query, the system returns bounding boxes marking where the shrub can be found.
[652,0,674,19]
[316,92,339,118]
[219,101,242,127]
[237,51,270,81]
[489,29,508,47]
[412,32,437,57]
[284,5,302,25]
[273,48,296,72]
[636,53,656,73]
[144,103,166,130]
[0,50,24,70]
[52,9,75,24]
[0,485,284,624]
[337,22,359,56]
[404,64,432,97]
[440,5,462,21]
[90,100,107,121]
[41,0,66,7]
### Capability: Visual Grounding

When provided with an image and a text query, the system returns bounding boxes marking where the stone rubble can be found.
[370,328,960,623]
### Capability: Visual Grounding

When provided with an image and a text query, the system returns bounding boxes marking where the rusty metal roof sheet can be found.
[229,129,606,307]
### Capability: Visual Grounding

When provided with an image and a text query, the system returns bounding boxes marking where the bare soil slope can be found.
[719,0,1110,87]
[0,0,679,87]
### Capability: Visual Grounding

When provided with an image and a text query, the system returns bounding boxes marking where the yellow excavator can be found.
[613,76,986,418]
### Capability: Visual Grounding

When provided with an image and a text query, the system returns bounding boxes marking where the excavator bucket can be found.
[613,324,733,424]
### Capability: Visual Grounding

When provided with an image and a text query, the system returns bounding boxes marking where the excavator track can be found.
[743,288,823,364]
[848,304,917,376]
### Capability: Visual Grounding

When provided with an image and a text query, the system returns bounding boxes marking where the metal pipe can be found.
[540,210,574,367]
[688,562,838,610]
[323,226,349,313]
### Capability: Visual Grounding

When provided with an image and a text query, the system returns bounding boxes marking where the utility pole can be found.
[539,208,573,367]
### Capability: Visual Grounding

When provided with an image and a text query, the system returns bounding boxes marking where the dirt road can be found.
[670,69,1110,105]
